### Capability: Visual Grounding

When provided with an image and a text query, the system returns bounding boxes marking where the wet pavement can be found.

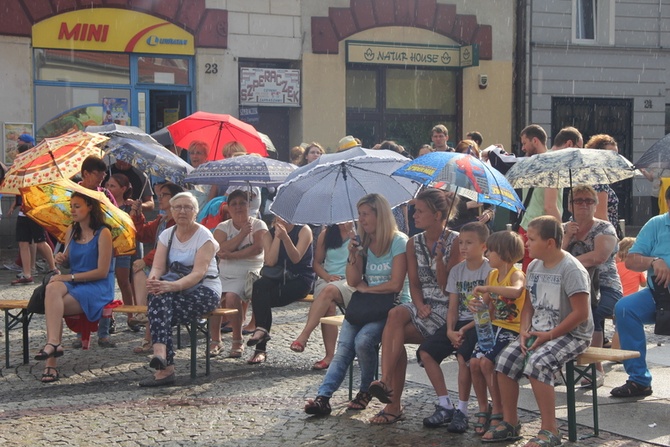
[0,261,666,446]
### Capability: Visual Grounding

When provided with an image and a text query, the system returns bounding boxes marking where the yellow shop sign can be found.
[33,8,194,55]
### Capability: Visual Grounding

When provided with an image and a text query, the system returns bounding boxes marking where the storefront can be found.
[31,8,194,140]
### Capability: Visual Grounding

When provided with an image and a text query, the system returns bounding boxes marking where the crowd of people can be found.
[10,122,668,447]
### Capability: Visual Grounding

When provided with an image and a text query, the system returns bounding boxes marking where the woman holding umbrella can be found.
[36,192,115,383]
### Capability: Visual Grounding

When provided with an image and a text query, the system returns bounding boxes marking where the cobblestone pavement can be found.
[0,263,661,447]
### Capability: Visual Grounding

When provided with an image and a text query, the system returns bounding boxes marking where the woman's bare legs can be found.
[151,343,174,380]
[293,285,344,360]
[209,294,226,348]
[41,281,83,376]
[224,293,244,356]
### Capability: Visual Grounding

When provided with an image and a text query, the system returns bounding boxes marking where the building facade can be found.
[0,0,516,164]
[521,0,670,225]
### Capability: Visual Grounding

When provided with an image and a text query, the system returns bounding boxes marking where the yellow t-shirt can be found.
[659,178,670,214]
[488,267,526,332]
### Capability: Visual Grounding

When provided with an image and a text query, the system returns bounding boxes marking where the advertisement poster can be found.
[3,122,34,165]
[163,108,180,127]
[239,68,301,107]
[103,97,130,125]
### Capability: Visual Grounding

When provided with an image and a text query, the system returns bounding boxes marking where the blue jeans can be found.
[98,317,111,339]
[594,286,622,332]
[317,319,385,398]
[615,288,656,387]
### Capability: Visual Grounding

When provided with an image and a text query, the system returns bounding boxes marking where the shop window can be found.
[138,57,190,85]
[35,49,130,84]
[346,69,378,111]
[572,0,614,45]
[385,69,456,115]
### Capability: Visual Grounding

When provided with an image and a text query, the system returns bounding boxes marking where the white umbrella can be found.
[270,148,420,225]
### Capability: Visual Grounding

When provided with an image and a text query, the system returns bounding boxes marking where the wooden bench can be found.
[297,294,314,303]
[0,300,31,368]
[565,346,640,442]
[112,305,238,378]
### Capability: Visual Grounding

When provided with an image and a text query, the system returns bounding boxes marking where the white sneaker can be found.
[4,263,22,272]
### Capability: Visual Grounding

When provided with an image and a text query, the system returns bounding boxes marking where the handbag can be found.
[511,188,534,232]
[27,270,59,314]
[244,270,260,302]
[260,260,298,283]
[344,291,396,326]
[159,227,217,295]
[650,276,670,336]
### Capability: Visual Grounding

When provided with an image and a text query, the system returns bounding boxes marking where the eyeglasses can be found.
[172,205,195,212]
[572,198,596,206]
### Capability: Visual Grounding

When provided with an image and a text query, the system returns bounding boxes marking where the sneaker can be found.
[580,370,605,388]
[109,318,117,335]
[98,338,117,348]
[36,259,47,272]
[447,410,469,433]
[423,404,455,428]
[11,275,34,286]
[128,313,148,326]
[4,262,22,272]
[72,339,83,349]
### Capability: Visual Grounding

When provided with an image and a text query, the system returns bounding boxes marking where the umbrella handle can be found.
[341,163,358,226]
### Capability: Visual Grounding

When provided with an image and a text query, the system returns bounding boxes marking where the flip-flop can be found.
[290,340,306,352]
[370,409,404,425]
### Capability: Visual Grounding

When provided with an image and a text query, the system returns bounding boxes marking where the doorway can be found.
[149,91,189,134]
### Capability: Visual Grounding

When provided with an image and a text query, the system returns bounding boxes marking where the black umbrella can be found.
[634,133,670,168]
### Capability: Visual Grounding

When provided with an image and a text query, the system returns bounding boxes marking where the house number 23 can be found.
[205,63,218,74]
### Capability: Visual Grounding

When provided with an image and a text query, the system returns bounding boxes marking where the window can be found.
[575,0,596,41]
[572,0,614,45]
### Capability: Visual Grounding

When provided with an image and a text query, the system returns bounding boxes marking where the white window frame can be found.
[572,0,615,45]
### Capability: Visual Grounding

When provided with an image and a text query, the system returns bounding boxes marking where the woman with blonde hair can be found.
[304,194,408,419]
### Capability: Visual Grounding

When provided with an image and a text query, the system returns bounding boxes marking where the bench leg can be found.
[589,363,599,437]
[189,318,197,380]
[566,360,578,442]
[4,310,10,369]
[22,311,31,365]
[205,318,211,376]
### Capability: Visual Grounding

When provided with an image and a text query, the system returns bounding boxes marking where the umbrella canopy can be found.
[105,137,193,184]
[0,131,108,194]
[185,154,296,187]
[505,148,635,189]
[85,124,159,145]
[150,127,174,147]
[270,148,420,225]
[167,111,268,160]
[20,178,136,256]
[634,133,670,169]
[392,152,525,213]
[258,132,277,154]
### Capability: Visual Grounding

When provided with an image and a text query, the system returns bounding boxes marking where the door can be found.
[149,91,189,134]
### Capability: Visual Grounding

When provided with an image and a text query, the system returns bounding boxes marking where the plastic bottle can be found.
[472,296,495,352]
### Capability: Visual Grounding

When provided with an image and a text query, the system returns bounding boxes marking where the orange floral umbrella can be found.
[20,179,136,256]
[0,130,108,194]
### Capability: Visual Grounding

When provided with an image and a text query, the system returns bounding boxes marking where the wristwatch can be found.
[651,257,661,267]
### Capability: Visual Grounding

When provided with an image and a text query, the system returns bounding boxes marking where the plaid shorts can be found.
[495,333,590,385]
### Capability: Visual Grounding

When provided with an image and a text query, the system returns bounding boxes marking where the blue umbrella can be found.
[105,137,194,185]
[184,154,296,188]
[393,152,524,212]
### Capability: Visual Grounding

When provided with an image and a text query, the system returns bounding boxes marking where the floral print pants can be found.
[148,286,219,365]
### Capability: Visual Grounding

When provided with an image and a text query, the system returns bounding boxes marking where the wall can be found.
[0,36,33,127]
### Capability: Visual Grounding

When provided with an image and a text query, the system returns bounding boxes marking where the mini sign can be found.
[240,68,301,107]
[346,41,478,68]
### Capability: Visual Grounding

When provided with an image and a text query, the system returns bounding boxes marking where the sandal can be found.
[370,408,404,425]
[35,343,64,361]
[41,366,59,383]
[347,391,372,410]
[290,339,306,353]
[482,421,522,443]
[133,340,153,354]
[227,339,244,358]
[247,349,267,364]
[312,359,330,370]
[473,405,492,435]
[246,328,271,347]
[304,395,331,416]
[368,380,393,404]
[209,341,223,357]
[610,380,653,398]
[524,429,561,447]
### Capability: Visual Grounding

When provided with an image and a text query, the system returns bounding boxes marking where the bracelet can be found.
[71,273,75,282]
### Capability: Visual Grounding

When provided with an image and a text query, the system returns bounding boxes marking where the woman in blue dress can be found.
[36,192,115,383]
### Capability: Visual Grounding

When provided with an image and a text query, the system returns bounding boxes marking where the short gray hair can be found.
[170,191,200,214]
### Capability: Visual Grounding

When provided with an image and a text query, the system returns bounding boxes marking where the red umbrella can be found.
[167,111,268,161]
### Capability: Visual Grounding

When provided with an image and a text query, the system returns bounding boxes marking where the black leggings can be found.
[251,276,310,351]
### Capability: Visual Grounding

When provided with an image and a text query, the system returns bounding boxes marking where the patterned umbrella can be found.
[0,131,108,194]
[633,133,670,169]
[167,111,268,160]
[85,124,158,145]
[20,178,136,256]
[505,148,635,189]
[105,137,194,184]
[270,148,420,225]
[392,152,525,212]
[184,154,296,187]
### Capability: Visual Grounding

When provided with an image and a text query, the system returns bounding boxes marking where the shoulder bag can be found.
[343,254,396,326]
[650,276,670,336]
[160,227,218,295]
[27,270,59,314]
[260,259,298,284]
[511,188,534,232]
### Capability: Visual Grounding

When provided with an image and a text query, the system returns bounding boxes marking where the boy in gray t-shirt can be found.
[483,216,593,445]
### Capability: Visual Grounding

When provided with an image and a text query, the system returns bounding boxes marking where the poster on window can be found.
[3,122,34,165]
[102,98,130,125]
[240,68,301,107]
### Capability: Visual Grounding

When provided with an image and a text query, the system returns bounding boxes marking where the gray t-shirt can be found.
[446,259,492,322]
[526,252,594,340]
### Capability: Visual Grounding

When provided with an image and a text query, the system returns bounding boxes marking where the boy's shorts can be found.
[16,215,47,243]
[496,332,589,385]
[416,320,477,366]
[115,255,131,269]
[472,326,518,362]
